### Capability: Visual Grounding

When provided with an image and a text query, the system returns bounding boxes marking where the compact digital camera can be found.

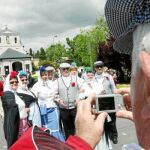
[95,94,124,113]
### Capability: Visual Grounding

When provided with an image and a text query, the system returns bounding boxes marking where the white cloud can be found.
[0,0,107,51]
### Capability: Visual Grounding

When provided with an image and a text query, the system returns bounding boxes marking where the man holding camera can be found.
[94,61,118,144]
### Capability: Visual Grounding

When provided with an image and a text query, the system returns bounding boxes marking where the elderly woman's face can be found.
[87,72,94,80]
[41,72,48,81]
[20,76,28,85]
[70,68,78,75]
[9,78,18,90]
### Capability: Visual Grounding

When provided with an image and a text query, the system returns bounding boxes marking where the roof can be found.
[0,27,19,36]
[0,48,31,59]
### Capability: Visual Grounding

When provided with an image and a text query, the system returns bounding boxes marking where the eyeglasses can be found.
[10,81,18,84]
[95,66,102,69]
[62,68,69,71]
[21,79,28,82]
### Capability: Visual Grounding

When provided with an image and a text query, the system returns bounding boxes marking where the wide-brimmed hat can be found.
[105,0,150,55]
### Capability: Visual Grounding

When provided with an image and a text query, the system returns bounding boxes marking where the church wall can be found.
[0,58,32,76]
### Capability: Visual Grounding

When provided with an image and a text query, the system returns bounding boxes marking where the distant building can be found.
[0,26,32,76]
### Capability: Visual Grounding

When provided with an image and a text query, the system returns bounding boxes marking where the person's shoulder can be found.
[2,91,15,102]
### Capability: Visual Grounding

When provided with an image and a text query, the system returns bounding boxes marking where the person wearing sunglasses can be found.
[54,63,83,140]
[17,70,41,127]
[94,61,118,145]
[31,66,64,142]
[2,71,30,148]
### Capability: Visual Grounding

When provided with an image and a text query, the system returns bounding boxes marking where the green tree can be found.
[46,43,67,63]
[34,50,40,58]
[29,48,33,56]
[39,47,46,60]
[66,17,108,68]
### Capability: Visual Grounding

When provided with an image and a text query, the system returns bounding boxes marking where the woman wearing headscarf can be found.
[17,70,41,127]
[31,66,65,142]
[1,71,30,148]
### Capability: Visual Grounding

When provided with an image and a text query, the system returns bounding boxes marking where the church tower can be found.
[0,25,26,54]
[0,26,32,76]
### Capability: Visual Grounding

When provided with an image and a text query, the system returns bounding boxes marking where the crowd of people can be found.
[0,0,150,149]
[1,60,121,149]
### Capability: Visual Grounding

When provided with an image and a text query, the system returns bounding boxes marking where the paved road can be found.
[112,118,137,149]
[0,99,137,149]
[0,117,7,150]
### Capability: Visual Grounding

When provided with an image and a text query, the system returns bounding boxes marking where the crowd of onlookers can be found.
[0,60,122,149]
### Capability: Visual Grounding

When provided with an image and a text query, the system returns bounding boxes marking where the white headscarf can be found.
[3,73,28,119]
[4,74,16,92]
[17,71,28,91]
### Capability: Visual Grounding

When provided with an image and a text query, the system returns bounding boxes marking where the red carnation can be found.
[10,71,17,78]
[71,82,75,87]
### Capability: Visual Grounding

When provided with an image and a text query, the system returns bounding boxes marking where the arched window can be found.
[14,37,17,43]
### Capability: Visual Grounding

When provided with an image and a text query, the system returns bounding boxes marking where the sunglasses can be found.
[10,81,18,84]
[21,79,28,82]
[95,66,102,69]
[62,68,69,71]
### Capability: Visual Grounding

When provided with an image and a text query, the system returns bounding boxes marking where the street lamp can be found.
[53,35,57,62]
[87,34,93,70]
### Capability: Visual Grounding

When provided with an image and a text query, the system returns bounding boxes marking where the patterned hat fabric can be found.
[105,0,150,55]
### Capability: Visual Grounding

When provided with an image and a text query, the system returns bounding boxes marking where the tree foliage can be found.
[46,43,68,63]
[66,17,108,68]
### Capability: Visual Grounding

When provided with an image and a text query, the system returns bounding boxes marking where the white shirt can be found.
[79,79,104,99]
[31,80,57,108]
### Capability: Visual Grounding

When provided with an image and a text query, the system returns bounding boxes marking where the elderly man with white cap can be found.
[94,60,118,145]
[105,0,150,149]
[54,62,83,139]
[45,66,55,81]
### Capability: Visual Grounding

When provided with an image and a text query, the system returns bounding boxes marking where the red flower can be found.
[71,82,75,87]
[10,71,17,78]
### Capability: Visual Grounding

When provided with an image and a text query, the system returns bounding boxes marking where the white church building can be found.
[0,26,32,76]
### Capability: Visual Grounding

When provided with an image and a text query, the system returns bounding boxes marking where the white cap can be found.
[46,66,54,71]
[59,63,71,68]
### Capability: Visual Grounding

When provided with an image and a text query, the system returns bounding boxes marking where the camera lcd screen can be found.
[98,97,115,111]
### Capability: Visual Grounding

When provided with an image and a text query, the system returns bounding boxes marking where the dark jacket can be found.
[1,91,20,148]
